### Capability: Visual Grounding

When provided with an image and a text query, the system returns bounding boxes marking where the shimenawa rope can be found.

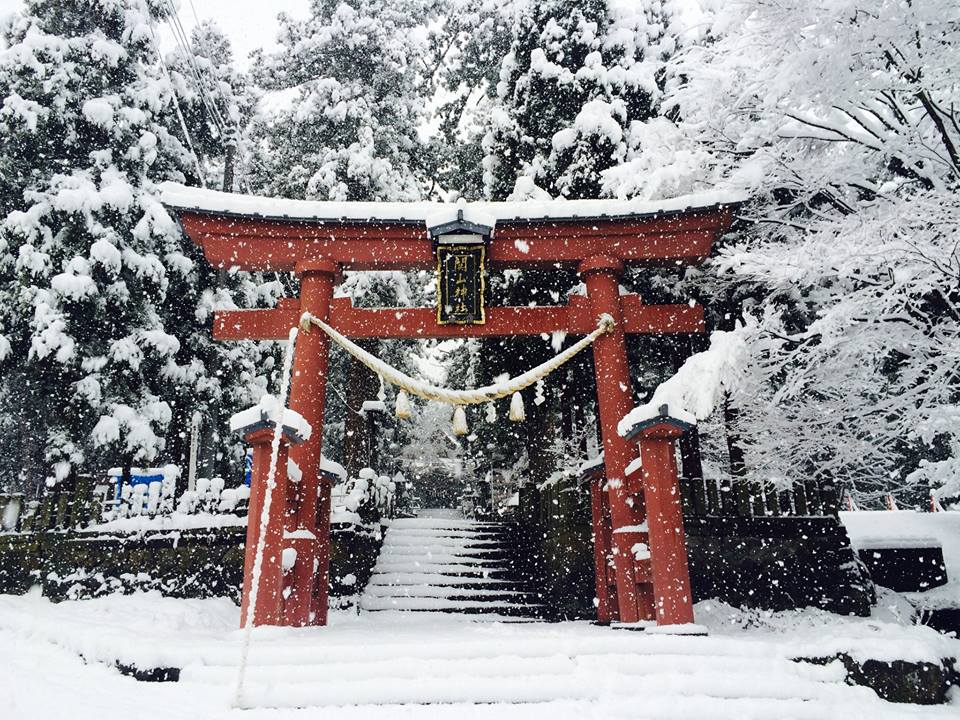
[300,312,614,406]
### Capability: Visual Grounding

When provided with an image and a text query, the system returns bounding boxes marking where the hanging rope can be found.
[234,327,298,709]
[301,312,614,406]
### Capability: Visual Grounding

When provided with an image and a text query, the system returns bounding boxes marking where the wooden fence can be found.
[680,473,840,518]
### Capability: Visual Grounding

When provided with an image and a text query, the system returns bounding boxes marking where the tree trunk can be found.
[344,344,379,479]
[723,395,747,478]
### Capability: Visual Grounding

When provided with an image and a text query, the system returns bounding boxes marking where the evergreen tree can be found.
[247,0,439,201]
[166,19,259,192]
[0,1,268,495]
[484,0,673,200]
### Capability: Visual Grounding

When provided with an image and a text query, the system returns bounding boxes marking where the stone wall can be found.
[686,515,875,615]
[513,482,596,620]
[516,478,875,619]
[0,523,383,604]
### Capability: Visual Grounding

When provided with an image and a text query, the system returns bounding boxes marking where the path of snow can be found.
[1,590,957,718]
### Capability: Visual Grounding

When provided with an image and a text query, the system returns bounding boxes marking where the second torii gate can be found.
[163,183,739,628]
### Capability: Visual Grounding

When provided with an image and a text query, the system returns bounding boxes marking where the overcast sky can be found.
[0,0,310,66]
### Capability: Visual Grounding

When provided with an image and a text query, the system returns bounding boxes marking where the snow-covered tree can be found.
[0,1,269,495]
[246,0,438,201]
[429,0,514,200]
[483,0,675,200]
[664,0,960,505]
[166,19,259,192]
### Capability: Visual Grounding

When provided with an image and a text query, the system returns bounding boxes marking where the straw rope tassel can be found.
[452,406,468,436]
[509,391,525,422]
[395,390,412,419]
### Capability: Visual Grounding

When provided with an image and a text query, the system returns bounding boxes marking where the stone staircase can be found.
[177,626,887,713]
[359,512,544,618]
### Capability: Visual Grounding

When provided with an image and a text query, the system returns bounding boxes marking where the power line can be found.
[147,22,206,187]
[163,0,252,192]
[163,0,228,139]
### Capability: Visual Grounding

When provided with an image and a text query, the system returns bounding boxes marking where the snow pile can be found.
[841,510,960,610]
[330,468,396,527]
[619,322,752,437]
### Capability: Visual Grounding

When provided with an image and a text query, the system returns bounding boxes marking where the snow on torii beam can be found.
[163,182,737,273]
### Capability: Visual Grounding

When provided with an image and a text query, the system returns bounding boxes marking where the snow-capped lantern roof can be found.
[619,403,697,441]
[229,394,312,445]
[319,456,347,483]
[578,453,605,480]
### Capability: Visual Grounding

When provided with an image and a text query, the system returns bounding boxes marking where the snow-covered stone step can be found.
[362,585,532,600]
[385,519,500,530]
[183,651,836,687]
[378,536,505,547]
[359,596,536,612]
[369,561,508,575]
[228,663,852,709]
[387,525,503,538]
[374,553,506,567]
[364,572,518,588]
[180,634,793,669]
[376,551,508,564]
[380,535,504,548]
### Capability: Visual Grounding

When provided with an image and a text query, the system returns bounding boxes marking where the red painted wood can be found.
[588,471,615,624]
[213,295,704,342]
[582,257,655,624]
[186,201,736,630]
[283,262,337,627]
[636,423,696,626]
[178,208,733,272]
[239,428,290,627]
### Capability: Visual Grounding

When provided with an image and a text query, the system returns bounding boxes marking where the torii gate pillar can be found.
[581,256,655,623]
[624,408,697,626]
[284,260,338,626]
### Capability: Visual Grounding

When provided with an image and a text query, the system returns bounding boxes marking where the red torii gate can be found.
[163,184,738,628]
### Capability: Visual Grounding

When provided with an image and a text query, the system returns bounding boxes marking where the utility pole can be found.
[188,412,201,492]
[223,135,236,193]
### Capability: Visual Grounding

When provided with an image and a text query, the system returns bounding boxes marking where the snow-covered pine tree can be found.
[247,0,438,201]
[0,1,268,496]
[483,0,673,200]
[429,0,514,200]
[166,19,259,193]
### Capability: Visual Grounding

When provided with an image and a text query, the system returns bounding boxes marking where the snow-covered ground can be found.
[2,590,957,718]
